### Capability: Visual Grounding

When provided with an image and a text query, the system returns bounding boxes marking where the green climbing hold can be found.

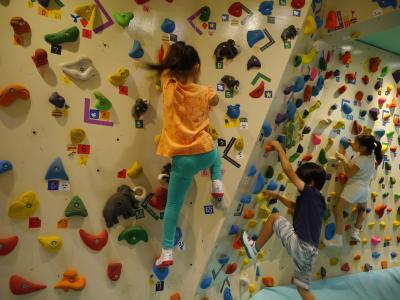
[93,91,112,111]
[200,6,211,22]
[118,226,148,245]
[386,131,394,139]
[113,12,134,28]
[65,196,88,217]
[323,208,331,221]
[383,192,389,198]
[319,57,327,71]
[390,177,396,186]
[264,166,274,179]
[302,109,309,119]
[380,66,389,77]
[318,148,328,165]
[385,162,392,171]
[284,121,297,149]
[294,56,302,67]
[395,192,400,200]
[289,152,300,163]
[45,26,79,44]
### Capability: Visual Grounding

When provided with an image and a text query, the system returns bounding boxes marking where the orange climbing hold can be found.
[243,208,255,219]
[336,172,348,184]
[384,236,392,242]
[381,261,388,269]
[0,84,30,107]
[390,146,397,152]
[170,293,181,300]
[353,254,361,261]
[301,153,312,162]
[387,98,397,109]
[375,204,387,218]
[54,268,86,292]
[249,81,265,98]
[262,276,275,287]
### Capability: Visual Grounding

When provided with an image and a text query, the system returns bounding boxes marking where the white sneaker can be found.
[240,230,258,259]
[324,234,343,247]
[351,229,361,242]
[155,248,173,268]
[211,179,224,199]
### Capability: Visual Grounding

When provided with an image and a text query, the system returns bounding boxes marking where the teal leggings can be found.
[162,145,222,248]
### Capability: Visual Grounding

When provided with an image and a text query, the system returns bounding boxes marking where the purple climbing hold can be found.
[369,107,379,121]
[279,184,285,192]
[247,56,261,70]
[296,144,303,153]
[49,92,66,109]
[38,0,50,7]
[374,80,382,90]
[333,69,340,77]
[283,85,294,95]
[275,113,288,125]
[302,126,311,134]
[393,69,400,84]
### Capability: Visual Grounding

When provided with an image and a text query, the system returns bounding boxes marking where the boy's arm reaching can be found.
[267,141,305,191]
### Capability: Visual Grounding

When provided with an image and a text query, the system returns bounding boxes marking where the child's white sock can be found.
[211,179,224,199]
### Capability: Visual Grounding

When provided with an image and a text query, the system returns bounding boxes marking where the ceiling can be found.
[357,26,400,56]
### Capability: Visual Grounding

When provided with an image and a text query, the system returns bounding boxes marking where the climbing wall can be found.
[199,2,400,300]
[0,0,313,299]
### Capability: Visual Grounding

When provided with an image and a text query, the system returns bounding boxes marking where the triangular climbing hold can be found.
[229,224,240,235]
[45,157,69,181]
[252,173,265,194]
[249,81,265,98]
[247,30,265,48]
[73,4,97,29]
[318,148,328,165]
[65,196,88,217]
[247,56,261,70]
[9,275,47,295]
[113,12,134,28]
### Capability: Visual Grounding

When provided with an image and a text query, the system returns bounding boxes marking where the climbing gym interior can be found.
[1,0,400,299]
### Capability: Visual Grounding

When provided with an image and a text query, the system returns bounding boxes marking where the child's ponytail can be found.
[356,133,382,165]
[374,140,382,165]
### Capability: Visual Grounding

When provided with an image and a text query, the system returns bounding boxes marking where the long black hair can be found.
[356,133,382,165]
[147,41,200,77]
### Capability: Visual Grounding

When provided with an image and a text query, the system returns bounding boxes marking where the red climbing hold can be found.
[243,208,255,219]
[249,81,265,98]
[0,236,18,256]
[228,2,242,17]
[135,0,150,4]
[352,120,362,135]
[304,85,312,102]
[150,187,168,210]
[232,234,243,249]
[79,229,108,251]
[325,11,338,30]
[107,263,122,281]
[302,153,313,162]
[225,262,237,274]
[262,276,275,287]
[369,57,381,73]
[341,263,350,272]
[337,85,347,95]
[336,172,348,184]
[9,275,47,295]
[341,51,352,65]
[170,293,181,300]
[291,0,305,9]
[362,75,369,85]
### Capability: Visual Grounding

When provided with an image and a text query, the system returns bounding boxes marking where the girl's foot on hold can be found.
[240,230,258,259]
[324,234,343,247]
[211,179,224,200]
[155,248,173,268]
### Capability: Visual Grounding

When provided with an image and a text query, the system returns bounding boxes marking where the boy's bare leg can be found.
[255,213,280,250]
[333,197,346,234]
[297,287,316,300]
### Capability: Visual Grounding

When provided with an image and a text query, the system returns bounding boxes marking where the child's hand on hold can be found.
[266,140,282,151]
[335,152,346,162]
[264,190,278,200]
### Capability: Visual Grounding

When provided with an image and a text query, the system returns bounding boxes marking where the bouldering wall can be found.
[199,3,400,300]
[0,0,314,299]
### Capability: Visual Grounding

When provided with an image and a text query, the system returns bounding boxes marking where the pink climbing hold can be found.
[371,236,381,246]
[378,98,386,106]
[310,67,318,81]
[311,134,321,145]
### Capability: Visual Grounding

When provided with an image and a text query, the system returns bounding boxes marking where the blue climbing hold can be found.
[304,75,310,82]
[293,76,305,93]
[390,252,397,259]
[316,75,324,90]
[279,184,286,192]
[287,101,297,120]
[295,98,303,108]
[266,180,278,191]
[373,0,397,9]
[227,104,241,119]
[152,264,169,281]
[372,251,381,259]
[259,1,274,15]
[218,254,230,265]
[45,157,69,180]
[374,128,385,138]
[342,102,353,114]
[129,40,144,59]
[340,136,350,149]
[315,16,323,28]
[277,135,286,145]
[0,160,13,174]
[262,121,272,137]
[240,194,252,204]
[272,207,279,213]
[247,164,257,177]
[367,95,373,102]
[223,287,233,300]
[174,227,182,247]
[161,18,175,33]
[247,30,265,48]
[366,208,371,213]
[228,224,240,235]
[256,265,261,277]
[200,275,212,289]
[326,173,332,180]
[252,173,265,194]
[330,104,338,111]
[325,223,336,240]
[251,234,258,241]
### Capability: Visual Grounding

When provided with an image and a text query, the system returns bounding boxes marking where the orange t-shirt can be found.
[157,72,215,157]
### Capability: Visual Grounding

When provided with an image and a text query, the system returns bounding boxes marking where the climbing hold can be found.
[234,137,244,150]
[93,91,112,111]
[282,25,298,43]
[170,293,181,300]
[303,85,312,102]
[74,4,97,29]
[294,55,302,67]
[223,287,233,300]
[161,18,175,33]
[352,120,363,135]
[325,11,338,29]
[304,16,317,35]
[325,223,336,240]
[371,236,381,246]
[340,137,350,149]
[228,2,242,17]
[38,235,63,252]
[127,161,142,178]
[380,66,389,77]
[132,98,149,120]
[289,153,300,163]
[301,48,317,64]
[45,157,68,180]
[249,283,257,294]
[311,134,322,145]
[329,257,339,266]
[309,100,321,112]
[249,81,265,98]
[10,16,31,36]
[221,75,240,91]
[0,236,18,256]
[302,153,312,161]
[8,191,39,219]
[227,104,241,119]
[225,263,237,274]
[247,30,265,48]
[259,1,274,16]
[79,229,108,251]
[118,226,148,245]
[265,166,274,179]
[318,149,328,165]
[247,56,261,70]
[262,276,275,287]
[109,68,129,86]
[54,268,86,292]
[45,26,79,44]
[291,0,305,9]
[375,203,387,218]
[341,51,352,65]
[200,6,211,22]
[374,128,385,138]
[49,92,66,109]
[362,75,369,85]
[243,208,255,219]
[247,165,257,177]
[65,196,88,217]
[369,108,379,121]
[60,56,97,81]
[0,84,30,107]
[9,275,46,295]
[293,76,305,93]
[302,126,311,134]
[392,69,400,83]
[247,220,258,228]
[218,254,230,265]
[378,97,386,107]
[152,263,169,281]
[355,91,364,104]
[200,275,212,289]
[369,57,381,73]
[341,263,350,272]
[372,251,381,259]
[229,224,240,236]
[70,129,86,145]
[0,160,13,174]
[374,80,383,91]
[32,48,48,68]
[214,39,241,62]
[149,187,168,210]
[258,203,270,219]
[113,12,134,28]
[252,173,265,194]
[107,263,122,281]
[129,40,144,59]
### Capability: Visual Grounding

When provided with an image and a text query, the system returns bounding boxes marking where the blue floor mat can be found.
[252,267,400,300]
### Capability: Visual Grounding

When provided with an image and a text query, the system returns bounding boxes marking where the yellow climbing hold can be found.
[248,219,258,228]
[368,222,375,229]
[351,206,358,214]
[363,126,372,134]
[361,238,368,244]
[108,68,129,86]
[154,134,161,144]
[70,128,86,144]
[309,100,321,113]
[277,173,284,181]
[8,191,39,219]
[258,204,271,219]
[330,257,339,266]
[255,191,268,203]
[351,32,361,39]
[242,257,250,266]
[393,220,400,229]
[249,283,257,294]
[371,192,378,200]
[328,137,334,145]
[301,48,317,64]
[304,15,317,35]
[74,4,97,29]
[127,161,142,178]
[333,120,345,129]
[381,144,388,154]
[38,235,63,252]
[235,137,244,151]
[238,249,245,256]
[329,192,336,198]
[380,221,386,229]
[257,249,265,259]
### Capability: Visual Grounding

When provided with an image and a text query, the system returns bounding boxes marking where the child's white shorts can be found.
[341,183,369,204]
